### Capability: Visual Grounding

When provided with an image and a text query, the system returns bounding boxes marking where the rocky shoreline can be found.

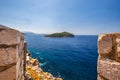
[26,51,62,80]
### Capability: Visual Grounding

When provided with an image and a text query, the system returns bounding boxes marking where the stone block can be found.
[0,25,25,80]
[98,57,120,80]
[98,34,113,57]
[116,34,120,62]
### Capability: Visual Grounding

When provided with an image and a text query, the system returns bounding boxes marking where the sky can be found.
[0,0,120,35]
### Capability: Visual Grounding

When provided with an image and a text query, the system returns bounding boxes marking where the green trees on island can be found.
[45,32,75,37]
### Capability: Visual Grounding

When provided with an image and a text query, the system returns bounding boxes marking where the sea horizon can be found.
[25,33,98,80]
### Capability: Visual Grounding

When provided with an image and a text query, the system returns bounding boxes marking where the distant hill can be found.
[45,32,75,37]
[22,31,36,35]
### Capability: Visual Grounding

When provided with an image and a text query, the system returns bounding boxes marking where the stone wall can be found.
[97,33,120,80]
[0,25,62,80]
[0,25,25,80]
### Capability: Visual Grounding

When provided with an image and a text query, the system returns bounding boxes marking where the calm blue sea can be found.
[25,33,98,80]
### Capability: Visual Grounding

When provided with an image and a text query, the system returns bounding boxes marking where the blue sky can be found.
[0,0,120,35]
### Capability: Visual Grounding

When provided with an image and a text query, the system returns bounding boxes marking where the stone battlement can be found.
[98,33,120,80]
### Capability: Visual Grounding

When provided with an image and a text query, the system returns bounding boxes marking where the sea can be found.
[24,33,98,80]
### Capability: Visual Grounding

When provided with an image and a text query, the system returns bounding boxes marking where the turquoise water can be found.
[25,33,98,80]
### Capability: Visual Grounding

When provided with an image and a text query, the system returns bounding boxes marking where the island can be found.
[45,32,75,37]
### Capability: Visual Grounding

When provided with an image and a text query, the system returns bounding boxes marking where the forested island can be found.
[45,32,75,37]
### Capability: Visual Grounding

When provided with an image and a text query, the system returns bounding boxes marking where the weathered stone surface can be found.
[0,25,63,80]
[116,34,120,61]
[0,25,9,31]
[98,34,113,57]
[0,28,22,46]
[0,65,16,80]
[98,57,120,80]
[0,25,25,80]
[98,74,106,80]
[0,47,16,67]
[0,48,8,67]
[98,33,120,80]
